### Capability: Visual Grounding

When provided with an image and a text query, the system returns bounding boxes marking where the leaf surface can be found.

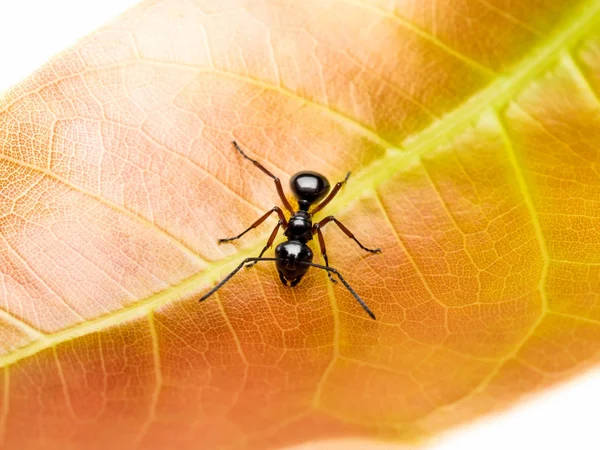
[2,0,600,448]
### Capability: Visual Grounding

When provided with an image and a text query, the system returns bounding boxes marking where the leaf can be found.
[1,0,600,448]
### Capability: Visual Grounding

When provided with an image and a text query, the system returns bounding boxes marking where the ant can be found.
[199,141,381,319]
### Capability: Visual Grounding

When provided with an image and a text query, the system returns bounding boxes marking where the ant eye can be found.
[290,171,330,203]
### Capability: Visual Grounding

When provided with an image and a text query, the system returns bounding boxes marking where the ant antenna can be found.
[199,257,376,320]
[300,261,376,320]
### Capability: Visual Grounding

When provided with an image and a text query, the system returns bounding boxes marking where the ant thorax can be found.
[284,210,313,243]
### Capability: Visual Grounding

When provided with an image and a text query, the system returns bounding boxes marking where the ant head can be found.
[275,240,313,281]
[290,171,330,206]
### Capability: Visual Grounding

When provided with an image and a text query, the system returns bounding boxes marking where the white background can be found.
[0,1,599,449]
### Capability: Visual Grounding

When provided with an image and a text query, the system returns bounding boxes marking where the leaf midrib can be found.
[2,0,600,369]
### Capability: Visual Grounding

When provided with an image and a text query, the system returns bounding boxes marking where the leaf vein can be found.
[373,189,451,331]
[561,51,600,107]
[342,0,498,76]
[0,367,8,447]
[214,293,250,421]
[0,234,85,322]
[0,154,205,265]
[137,62,395,150]
[133,311,163,448]
[416,109,553,422]
[311,278,340,410]
[472,0,544,36]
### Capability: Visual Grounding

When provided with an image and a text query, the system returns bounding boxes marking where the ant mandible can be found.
[199,141,381,319]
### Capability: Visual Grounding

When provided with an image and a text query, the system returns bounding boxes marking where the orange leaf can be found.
[2,0,600,448]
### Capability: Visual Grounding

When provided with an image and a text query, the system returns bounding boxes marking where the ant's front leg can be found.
[246,219,285,268]
[315,216,381,254]
[219,206,287,243]
[312,223,337,283]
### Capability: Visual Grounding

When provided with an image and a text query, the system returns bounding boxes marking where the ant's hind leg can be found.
[315,216,381,254]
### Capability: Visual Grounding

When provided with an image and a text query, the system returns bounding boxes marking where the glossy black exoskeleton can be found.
[199,141,381,319]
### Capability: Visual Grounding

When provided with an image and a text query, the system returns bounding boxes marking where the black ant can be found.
[199,141,381,319]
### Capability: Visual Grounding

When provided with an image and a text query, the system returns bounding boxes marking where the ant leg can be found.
[315,216,381,254]
[246,220,284,268]
[219,207,287,243]
[232,141,294,213]
[312,224,337,283]
[199,257,280,302]
[310,171,350,215]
